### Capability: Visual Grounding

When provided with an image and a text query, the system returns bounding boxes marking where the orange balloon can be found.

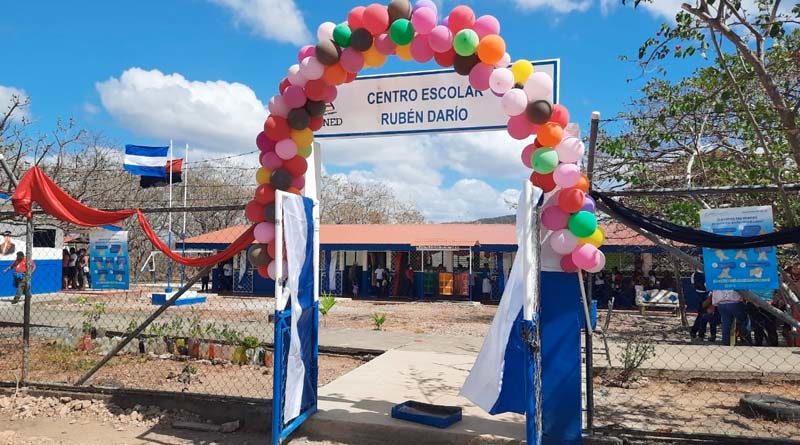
[364,45,387,68]
[536,122,564,147]
[558,188,585,214]
[287,187,302,195]
[395,44,413,61]
[476,35,506,65]
[323,63,348,85]
[575,174,590,193]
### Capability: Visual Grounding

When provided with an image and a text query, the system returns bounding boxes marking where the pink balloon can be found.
[542,206,569,231]
[257,132,276,152]
[507,114,532,140]
[375,33,396,55]
[411,7,437,35]
[553,163,581,188]
[283,86,307,109]
[287,64,307,87]
[254,222,276,244]
[291,175,306,190]
[321,85,338,103]
[260,151,283,170]
[502,89,527,116]
[587,251,606,273]
[300,57,324,80]
[267,260,288,280]
[496,52,511,68]
[473,15,500,39]
[520,144,536,168]
[340,48,365,73]
[555,137,585,163]
[297,45,315,63]
[572,244,601,270]
[428,25,453,53]
[468,63,493,91]
[410,34,435,62]
[489,67,514,95]
[550,229,578,255]
[268,95,289,118]
[276,139,298,160]
[560,255,578,273]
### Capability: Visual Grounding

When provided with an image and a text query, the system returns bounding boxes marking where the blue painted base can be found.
[151,293,207,306]
[0,259,61,297]
[391,400,462,429]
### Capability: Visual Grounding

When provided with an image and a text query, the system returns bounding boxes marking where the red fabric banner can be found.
[12,167,254,267]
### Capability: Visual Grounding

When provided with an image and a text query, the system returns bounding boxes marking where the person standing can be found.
[481,263,492,300]
[4,251,35,304]
[405,266,415,298]
[68,248,78,289]
[75,249,88,290]
[62,248,71,289]
[201,269,210,292]
[713,289,750,346]
[222,261,233,292]
[374,264,386,298]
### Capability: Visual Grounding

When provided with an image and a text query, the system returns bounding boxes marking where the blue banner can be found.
[89,229,130,290]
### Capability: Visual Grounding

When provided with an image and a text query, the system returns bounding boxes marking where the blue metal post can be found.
[271,310,286,445]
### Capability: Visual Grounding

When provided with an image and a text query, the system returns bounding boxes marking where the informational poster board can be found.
[89,229,129,290]
[316,59,559,139]
[700,206,778,291]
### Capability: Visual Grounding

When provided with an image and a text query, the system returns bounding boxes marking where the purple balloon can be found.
[581,196,596,213]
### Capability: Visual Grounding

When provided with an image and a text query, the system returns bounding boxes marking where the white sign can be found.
[317,59,560,139]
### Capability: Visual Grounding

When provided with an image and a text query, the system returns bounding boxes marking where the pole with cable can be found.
[180,143,188,287]
[166,140,173,293]
[583,111,600,435]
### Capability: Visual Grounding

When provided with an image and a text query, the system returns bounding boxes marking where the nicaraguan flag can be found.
[124,145,168,178]
[461,186,543,415]
[282,193,318,422]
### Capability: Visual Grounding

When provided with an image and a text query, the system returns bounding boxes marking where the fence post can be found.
[22,216,33,383]
[672,259,689,328]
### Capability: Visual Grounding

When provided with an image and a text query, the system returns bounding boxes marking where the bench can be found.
[636,287,680,315]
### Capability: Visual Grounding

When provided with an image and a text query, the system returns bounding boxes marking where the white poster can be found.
[317,59,560,139]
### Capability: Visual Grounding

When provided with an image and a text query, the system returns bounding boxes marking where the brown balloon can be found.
[305,100,326,118]
[248,244,271,267]
[287,108,311,130]
[526,100,553,125]
[388,0,412,22]
[315,40,341,66]
[453,54,479,76]
[270,168,293,192]
[350,28,374,52]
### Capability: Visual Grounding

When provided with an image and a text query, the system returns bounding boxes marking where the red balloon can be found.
[363,4,390,35]
[560,255,578,273]
[256,264,270,279]
[558,188,586,214]
[530,172,557,193]
[245,200,266,223]
[348,6,366,29]
[550,104,570,128]
[309,116,324,131]
[254,184,276,205]
[256,131,275,152]
[264,116,291,141]
[305,79,327,101]
[284,156,308,177]
[345,71,358,83]
[267,240,285,259]
[434,48,456,67]
[534,139,543,149]
[448,5,476,33]
[279,78,291,94]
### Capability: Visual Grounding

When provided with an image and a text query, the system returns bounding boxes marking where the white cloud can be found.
[0,85,30,122]
[210,0,311,45]
[82,102,100,115]
[512,0,592,14]
[96,68,266,158]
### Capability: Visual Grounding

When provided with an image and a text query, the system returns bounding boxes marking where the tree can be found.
[320,174,425,224]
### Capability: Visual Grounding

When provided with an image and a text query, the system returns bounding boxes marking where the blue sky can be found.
[1,0,696,221]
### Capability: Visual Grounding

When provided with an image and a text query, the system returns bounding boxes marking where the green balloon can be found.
[333,23,352,47]
[531,148,558,174]
[453,29,479,57]
[568,211,598,238]
[298,144,313,158]
[389,18,415,46]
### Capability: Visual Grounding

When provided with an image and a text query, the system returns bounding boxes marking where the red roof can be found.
[183,222,657,248]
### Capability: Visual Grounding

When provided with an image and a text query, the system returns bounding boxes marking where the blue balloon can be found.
[581,196,596,213]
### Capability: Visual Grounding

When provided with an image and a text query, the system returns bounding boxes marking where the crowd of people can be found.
[591,267,679,309]
[61,247,89,290]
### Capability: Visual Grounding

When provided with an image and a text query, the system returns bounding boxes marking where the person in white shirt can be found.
[374,265,387,297]
[222,262,233,291]
[712,289,750,346]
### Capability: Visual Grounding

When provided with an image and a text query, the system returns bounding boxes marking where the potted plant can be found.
[187,308,204,359]
[219,326,240,363]
[147,323,166,355]
[78,297,106,350]
[241,336,260,365]
[169,317,187,355]
[203,322,219,360]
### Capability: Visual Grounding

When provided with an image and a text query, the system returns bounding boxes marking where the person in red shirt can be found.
[4,252,36,304]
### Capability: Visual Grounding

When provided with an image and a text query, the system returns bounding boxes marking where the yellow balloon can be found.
[395,44,413,61]
[511,59,534,84]
[291,128,314,148]
[364,45,387,68]
[256,167,271,185]
[579,227,605,248]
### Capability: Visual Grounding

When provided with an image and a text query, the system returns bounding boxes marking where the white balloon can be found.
[299,56,324,80]
[489,67,515,95]
[501,89,527,117]
[268,95,289,118]
[287,64,308,87]
[524,71,553,102]
[495,52,511,68]
[317,22,336,42]
[550,229,578,255]
[555,137,585,164]
[586,250,606,273]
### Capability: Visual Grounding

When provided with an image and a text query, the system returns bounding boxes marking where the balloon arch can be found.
[246,1,606,279]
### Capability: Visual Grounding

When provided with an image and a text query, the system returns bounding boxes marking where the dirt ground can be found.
[0,339,365,399]
[595,377,800,439]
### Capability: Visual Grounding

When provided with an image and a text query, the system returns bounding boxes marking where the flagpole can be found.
[166,139,173,293]
[180,143,188,287]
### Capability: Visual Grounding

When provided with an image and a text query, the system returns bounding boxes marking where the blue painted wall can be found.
[0,259,62,297]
